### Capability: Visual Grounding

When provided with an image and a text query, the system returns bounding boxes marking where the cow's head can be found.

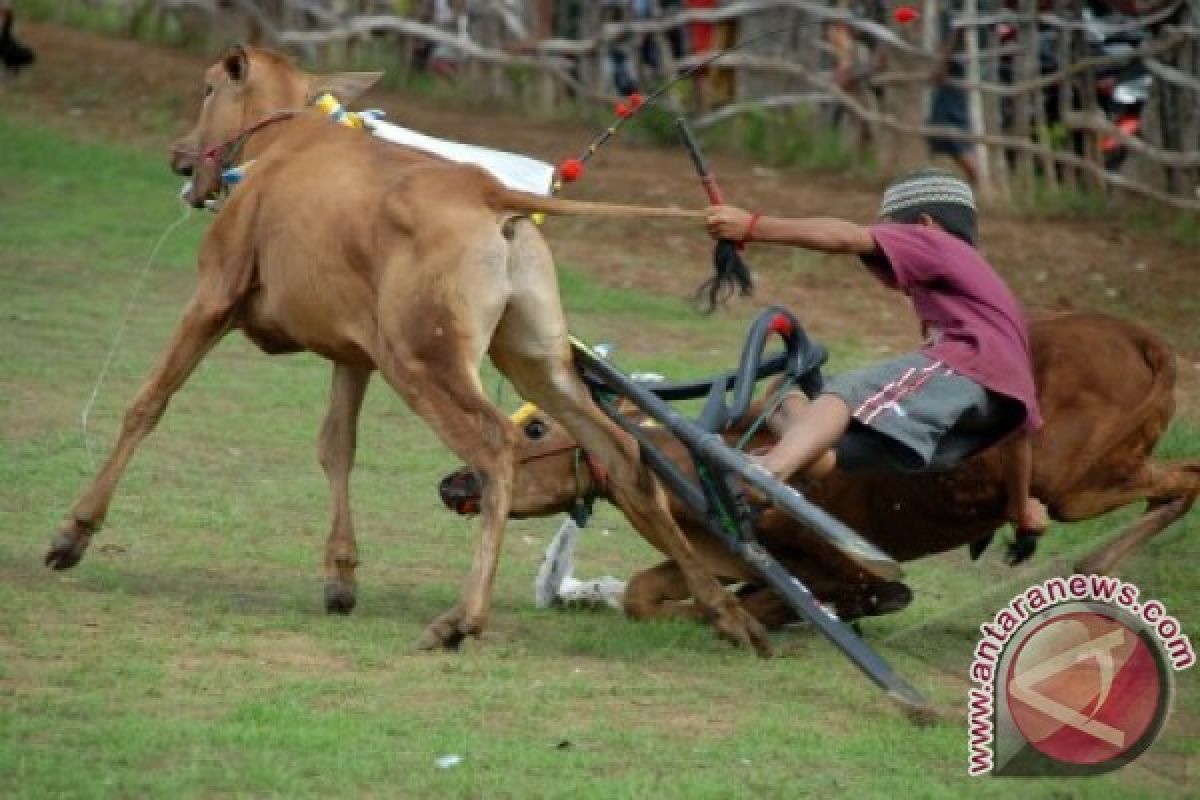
[439,405,607,520]
[170,45,381,208]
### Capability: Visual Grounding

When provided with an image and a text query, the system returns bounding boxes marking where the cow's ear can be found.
[223,45,249,84]
[307,71,384,104]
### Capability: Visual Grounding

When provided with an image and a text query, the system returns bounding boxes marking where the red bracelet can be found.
[742,213,762,243]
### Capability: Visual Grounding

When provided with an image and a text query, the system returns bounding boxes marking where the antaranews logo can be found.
[967,574,1194,777]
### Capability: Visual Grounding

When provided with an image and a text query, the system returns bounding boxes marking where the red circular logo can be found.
[1006,610,1166,767]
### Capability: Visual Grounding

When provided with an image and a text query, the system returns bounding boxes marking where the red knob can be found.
[558,158,584,183]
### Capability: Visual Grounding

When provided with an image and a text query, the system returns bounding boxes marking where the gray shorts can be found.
[822,353,1022,473]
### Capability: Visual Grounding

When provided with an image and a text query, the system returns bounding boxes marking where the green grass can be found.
[1,113,1197,798]
[1009,176,1200,247]
[703,107,862,173]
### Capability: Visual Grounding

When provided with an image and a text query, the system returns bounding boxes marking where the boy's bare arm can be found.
[705,205,876,256]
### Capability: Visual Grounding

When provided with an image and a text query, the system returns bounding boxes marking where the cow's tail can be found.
[487,186,702,220]
[1110,315,1177,449]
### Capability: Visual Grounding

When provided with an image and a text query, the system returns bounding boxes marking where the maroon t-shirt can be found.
[863,223,1043,432]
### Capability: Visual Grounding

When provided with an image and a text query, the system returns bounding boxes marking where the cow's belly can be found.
[241,282,375,367]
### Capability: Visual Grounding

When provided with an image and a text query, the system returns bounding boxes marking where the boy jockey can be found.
[704,169,1048,535]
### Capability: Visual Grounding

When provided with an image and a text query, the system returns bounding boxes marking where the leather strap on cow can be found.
[569,448,609,528]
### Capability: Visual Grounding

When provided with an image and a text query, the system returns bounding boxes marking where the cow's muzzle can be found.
[439,469,482,516]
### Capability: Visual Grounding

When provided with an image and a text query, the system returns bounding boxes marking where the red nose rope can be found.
[524,442,609,499]
[454,443,608,524]
[511,441,610,495]
[199,109,300,169]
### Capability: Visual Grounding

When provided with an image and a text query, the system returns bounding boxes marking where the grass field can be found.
[1,112,1196,798]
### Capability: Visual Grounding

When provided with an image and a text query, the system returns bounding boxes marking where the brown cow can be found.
[440,312,1200,627]
[44,45,774,655]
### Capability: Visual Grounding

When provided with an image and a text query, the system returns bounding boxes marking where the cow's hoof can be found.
[417,610,469,651]
[968,534,994,561]
[323,581,357,615]
[715,607,773,658]
[44,530,89,571]
[1005,532,1039,566]
[833,582,914,621]
[873,581,913,615]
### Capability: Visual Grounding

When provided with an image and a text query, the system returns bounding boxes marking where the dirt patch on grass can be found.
[628,700,740,738]
[174,631,350,677]
[250,631,351,671]
[532,692,742,741]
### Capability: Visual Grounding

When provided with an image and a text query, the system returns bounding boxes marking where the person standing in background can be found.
[927,3,978,184]
[686,0,738,112]
[826,0,888,151]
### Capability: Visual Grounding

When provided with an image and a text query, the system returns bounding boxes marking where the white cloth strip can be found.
[364,116,555,196]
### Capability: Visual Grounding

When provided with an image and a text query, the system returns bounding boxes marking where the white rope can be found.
[80,191,194,468]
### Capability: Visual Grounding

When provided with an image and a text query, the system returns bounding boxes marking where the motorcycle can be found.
[1087,11,1152,170]
[996,3,1153,172]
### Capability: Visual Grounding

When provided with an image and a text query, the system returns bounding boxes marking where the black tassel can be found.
[694,239,754,313]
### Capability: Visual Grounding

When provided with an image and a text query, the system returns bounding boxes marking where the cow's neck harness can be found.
[507,403,609,527]
[201,108,299,174]
[191,95,370,202]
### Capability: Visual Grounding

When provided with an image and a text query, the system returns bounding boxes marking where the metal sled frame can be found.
[571,306,933,717]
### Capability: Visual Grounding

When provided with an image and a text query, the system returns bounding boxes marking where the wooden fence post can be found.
[1076,6,1104,197]
[1187,4,1200,195]
[1011,0,1036,193]
[1055,0,1077,192]
[964,0,992,195]
[982,2,1012,201]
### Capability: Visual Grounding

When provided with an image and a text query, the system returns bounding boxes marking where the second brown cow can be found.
[441,311,1199,632]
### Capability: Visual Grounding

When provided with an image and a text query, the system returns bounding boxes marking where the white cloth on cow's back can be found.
[363,115,555,196]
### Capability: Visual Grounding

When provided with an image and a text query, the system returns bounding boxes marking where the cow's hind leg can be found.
[1066,461,1200,575]
[318,364,371,613]
[46,288,235,569]
[625,562,799,630]
[371,240,515,649]
[378,362,515,649]
[624,561,708,623]
[491,222,769,655]
[1075,497,1193,575]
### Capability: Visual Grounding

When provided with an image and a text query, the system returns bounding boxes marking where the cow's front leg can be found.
[46,288,235,569]
[318,363,370,613]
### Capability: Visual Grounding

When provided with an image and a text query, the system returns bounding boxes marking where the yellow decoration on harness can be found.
[510,402,539,425]
[316,93,364,129]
